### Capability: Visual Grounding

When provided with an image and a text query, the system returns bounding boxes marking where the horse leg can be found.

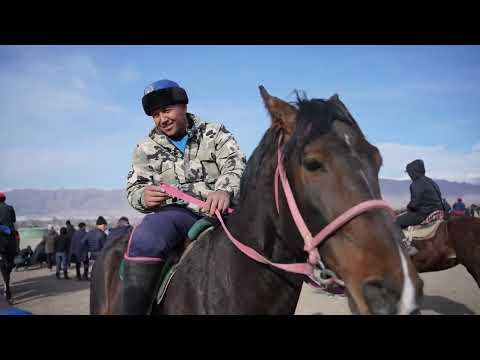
[449,219,480,289]
[459,258,480,289]
[347,290,359,315]
[0,261,12,303]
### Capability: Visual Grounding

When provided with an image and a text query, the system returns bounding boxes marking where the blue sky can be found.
[1,45,479,190]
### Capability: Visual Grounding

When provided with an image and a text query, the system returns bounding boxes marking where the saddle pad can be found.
[403,220,443,241]
[156,236,204,305]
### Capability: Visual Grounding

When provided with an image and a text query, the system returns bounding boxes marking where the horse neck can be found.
[162,202,306,314]
[204,156,306,313]
[229,150,307,264]
[201,227,305,314]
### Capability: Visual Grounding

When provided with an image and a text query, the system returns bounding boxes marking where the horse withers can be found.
[91,86,423,315]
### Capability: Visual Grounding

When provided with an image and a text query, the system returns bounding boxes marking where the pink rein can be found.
[159,146,396,287]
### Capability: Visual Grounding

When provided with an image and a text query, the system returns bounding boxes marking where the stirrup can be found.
[401,237,418,256]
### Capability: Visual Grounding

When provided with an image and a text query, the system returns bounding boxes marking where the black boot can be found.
[82,269,89,281]
[76,264,82,280]
[63,270,69,279]
[122,260,164,315]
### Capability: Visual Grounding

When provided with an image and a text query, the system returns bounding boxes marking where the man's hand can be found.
[201,191,231,217]
[144,185,170,209]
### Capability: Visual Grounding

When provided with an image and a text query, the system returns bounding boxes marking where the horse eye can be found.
[303,158,324,172]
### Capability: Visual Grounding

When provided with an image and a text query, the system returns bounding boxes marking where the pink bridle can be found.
[159,143,396,289]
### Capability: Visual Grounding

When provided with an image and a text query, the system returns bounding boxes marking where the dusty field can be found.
[3,263,479,315]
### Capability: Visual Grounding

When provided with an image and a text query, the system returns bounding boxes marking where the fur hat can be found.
[142,79,188,116]
[96,216,107,226]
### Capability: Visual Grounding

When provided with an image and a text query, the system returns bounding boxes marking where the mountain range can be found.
[5,179,480,220]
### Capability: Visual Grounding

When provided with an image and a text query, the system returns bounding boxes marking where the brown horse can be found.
[411,215,480,288]
[91,86,424,315]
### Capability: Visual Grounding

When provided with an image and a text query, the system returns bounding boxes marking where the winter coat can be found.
[43,230,57,254]
[69,229,88,262]
[126,113,247,215]
[406,159,444,216]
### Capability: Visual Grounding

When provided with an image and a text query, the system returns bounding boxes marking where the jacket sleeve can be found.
[100,233,107,248]
[407,182,423,211]
[126,145,156,214]
[10,206,16,225]
[212,125,247,199]
[82,233,89,251]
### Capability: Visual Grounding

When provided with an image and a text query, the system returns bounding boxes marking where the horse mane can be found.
[284,92,365,161]
[238,127,281,206]
[239,92,366,207]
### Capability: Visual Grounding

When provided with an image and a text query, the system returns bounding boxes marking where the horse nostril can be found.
[363,279,400,315]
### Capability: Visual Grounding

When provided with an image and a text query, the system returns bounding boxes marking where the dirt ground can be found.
[3,263,479,315]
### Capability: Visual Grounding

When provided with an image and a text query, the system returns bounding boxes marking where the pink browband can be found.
[159,145,396,288]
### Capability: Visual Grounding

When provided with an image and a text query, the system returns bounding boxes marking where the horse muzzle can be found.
[363,279,421,315]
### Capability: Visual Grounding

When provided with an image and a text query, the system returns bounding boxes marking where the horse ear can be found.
[259,85,297,134]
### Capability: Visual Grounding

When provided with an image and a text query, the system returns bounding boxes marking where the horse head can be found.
[252,86,424,315]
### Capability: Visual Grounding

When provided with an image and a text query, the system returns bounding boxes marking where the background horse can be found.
[411,216,480,289]
[91,86,423,315]
[0,231,15,303]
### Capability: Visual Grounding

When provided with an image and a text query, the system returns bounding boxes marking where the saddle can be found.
[155,217,217,305]
[402,210,445,242]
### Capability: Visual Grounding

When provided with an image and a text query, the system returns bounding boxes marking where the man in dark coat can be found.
[104,216,132,247]
[396,159,444,255]
[0,192,16,232]
[442,198,451,214]
[85,216,108,261]
[69,222,89,280]
[0,192,18,268]
[65,220,75,246]
[452,198,467,216]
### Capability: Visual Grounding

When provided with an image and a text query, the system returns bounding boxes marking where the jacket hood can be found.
[406,159,425,181]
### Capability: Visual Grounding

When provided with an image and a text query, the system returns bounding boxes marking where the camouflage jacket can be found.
[126,113,247,214]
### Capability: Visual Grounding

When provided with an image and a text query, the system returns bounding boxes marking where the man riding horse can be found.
[396,159,444,255]
[452,198,467,217]
[124,79,247,314]
[0,192,16,254]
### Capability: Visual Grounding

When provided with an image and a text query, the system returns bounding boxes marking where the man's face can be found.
[152,104,188,138]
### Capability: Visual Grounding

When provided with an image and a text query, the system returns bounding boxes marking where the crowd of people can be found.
[34,216,132,280]
[441,198,479,218]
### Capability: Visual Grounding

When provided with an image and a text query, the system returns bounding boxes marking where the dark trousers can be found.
[75,261,89,278]
[396,211,428,229]
[126,206,200,260]
[55,252,68,273]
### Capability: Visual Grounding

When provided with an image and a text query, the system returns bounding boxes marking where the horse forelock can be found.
[283,95,366,163]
